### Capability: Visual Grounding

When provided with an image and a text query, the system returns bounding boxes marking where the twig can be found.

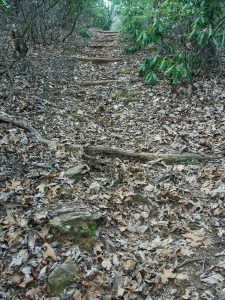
[202,253,206,272]
[176,258,205,270]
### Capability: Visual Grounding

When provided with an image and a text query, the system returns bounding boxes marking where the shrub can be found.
[116,0,225,84]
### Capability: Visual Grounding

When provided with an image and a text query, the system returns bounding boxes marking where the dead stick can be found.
[81,80,123,86]
[176,258,205,270]
[76,56,122,63]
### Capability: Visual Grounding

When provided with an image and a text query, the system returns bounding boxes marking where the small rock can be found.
[48,258,81,295]
[49,211,102,250]
[64,164,89,179]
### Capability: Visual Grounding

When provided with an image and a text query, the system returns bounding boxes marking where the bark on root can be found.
[76,56,122,63]
[95,39,117,43]
[95,30,119,34]
[81,80,123,86]
[90,44,117,49]
[0,112,218,164]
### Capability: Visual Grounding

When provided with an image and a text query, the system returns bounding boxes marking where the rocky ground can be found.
[0,29,225,300]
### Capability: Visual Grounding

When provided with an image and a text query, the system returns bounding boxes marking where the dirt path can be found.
[0,30,225,299]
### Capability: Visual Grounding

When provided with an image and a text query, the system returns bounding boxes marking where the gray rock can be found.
[48,258,81,294]
[50,211,102,229]
[49,211,102,249]
[64,164,89,180]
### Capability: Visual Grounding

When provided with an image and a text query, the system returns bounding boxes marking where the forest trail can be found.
[0,29,225,299]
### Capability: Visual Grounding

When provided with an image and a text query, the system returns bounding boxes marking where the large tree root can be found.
[76,56,122,63]
[90,44,117,49]
[95,39,117,43]
[0,112,55,147]
[81,80,124,86]
[95,30,119,34]
[0,112,218,164]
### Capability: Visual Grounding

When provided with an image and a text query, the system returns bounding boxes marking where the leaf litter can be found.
[0,29,225,299]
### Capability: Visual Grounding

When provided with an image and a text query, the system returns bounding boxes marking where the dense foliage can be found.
[114,0,225,84]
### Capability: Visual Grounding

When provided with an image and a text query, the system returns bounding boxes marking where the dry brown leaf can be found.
[161,191,180,201]
[46,172,57,179]
[123,259,136,271]
[36,183,47,193]
[93,242,104,255]
[200,181,213,194]
[175,273,189,281]
[9,274,22,285]
[26,288,41,299]
[217,260,225,269]
[101,258,112,270]
[7,179,22,189]
[73,289,82,300]
[49,184,61,196]
[16,218,28,228]
[43,242,57,260]
[19,276,34,288]
[161,268,176,284]
[183,228,206,247]
[117,287,125,297]
[37,224,50,239]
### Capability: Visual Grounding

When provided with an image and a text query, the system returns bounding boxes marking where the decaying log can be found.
[81,80,123,86]
[0,112,218,164]
[76,56,122,63]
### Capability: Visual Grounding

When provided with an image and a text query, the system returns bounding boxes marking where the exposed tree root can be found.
[76,56,122,63]
[0,112,218,164]
[81,80,123,86]
[0,112,55,147]
[95,39,117,43]
[95,30,119,34]
[90,44,117,49]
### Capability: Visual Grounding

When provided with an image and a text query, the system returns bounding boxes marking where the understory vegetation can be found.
[0,0,112,73]
[114,0,225,84]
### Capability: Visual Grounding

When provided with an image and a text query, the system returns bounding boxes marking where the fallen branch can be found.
[176,258,205,270]
[0,112,55,147]
[90,44,117,49]
[95,30,119,34]
[95,39,117,43]
[76,56,122,63]
[0,112,218,164]
[81,80,123,86]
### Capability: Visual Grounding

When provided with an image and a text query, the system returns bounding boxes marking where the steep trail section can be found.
[1,28,224,300]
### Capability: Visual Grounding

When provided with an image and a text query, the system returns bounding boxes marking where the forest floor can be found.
[0,30,225,300]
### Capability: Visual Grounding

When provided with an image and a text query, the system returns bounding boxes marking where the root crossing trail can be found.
[0,29,224,299]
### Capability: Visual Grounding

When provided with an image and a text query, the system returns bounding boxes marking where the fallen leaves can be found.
[43,242,57,261]
[183,228,208,247]
[217,260,225,269]
[123,259,136,271]
[10,249,29,266]
[101,258,112,270]
[19,277,34,288]
[0,28,224,300]
[201,273,224,285]
[161,268,175,284]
